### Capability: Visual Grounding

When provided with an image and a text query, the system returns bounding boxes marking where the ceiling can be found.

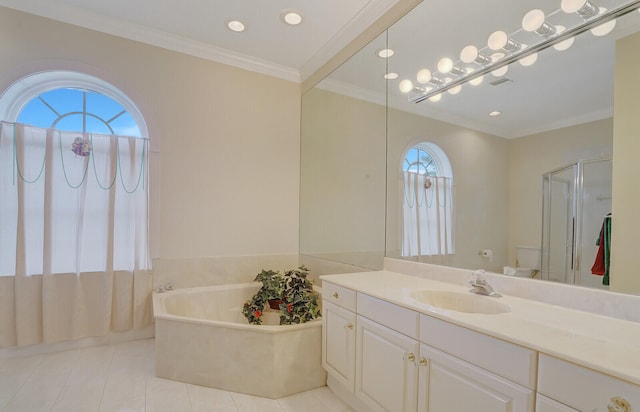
[1,0,638,138]
[0,0,401,82]
[319,0,640,138]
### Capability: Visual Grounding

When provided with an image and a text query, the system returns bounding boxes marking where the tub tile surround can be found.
[300,254,373,284]
[153,284,327,399]
[321,259,640,387]
[152,254,299,290]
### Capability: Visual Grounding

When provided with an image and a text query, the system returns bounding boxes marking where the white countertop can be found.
[320,270,640,386]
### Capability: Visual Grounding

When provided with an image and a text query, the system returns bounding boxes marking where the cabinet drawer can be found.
[420,315,537,389]
[322,282,356,312]
[538,354,640,411]
[357,293,419,339]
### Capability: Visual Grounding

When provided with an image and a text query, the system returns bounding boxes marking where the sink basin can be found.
[410,290,510,314]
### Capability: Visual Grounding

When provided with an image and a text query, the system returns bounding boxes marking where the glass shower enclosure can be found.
[541,157,612,289]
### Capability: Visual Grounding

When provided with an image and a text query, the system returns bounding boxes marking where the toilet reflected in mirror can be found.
[503,246,541,278]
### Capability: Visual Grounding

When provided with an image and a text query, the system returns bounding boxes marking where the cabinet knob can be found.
[346,323,353,330]
[608,396,631,412]
[406,353,416,362]
[419,357,429,367]
[333,292,339,299]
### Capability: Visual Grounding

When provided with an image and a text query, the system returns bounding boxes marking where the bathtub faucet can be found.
[157,282,173,293]
[468,270,501,298]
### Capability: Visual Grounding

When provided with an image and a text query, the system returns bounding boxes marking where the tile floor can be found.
[0,338,354,412]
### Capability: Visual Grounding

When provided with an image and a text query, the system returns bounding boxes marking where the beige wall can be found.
[508,118,613,265]
[611,31,640,294]
[0,8,301,261]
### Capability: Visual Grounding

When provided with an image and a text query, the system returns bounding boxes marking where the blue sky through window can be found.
[403,147,438,176]
[17,88,142,137]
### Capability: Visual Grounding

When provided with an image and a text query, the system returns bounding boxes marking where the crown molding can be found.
[0,1,300,82]
[300,0,402,81]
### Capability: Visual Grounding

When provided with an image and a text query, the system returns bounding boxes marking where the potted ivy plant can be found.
[242,265,321,325]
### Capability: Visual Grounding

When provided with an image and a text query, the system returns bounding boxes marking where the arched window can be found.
[0,71,149,277]
[0,71,151,346]
[0,71,147,137]
[401,142,454,260]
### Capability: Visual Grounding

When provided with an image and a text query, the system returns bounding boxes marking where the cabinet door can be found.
[322,300,356,391]
[536,394,579,412]
[356,315,419,412]
[419,344,534,412]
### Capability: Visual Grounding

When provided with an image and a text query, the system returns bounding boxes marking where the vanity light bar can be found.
[410,0,640,103]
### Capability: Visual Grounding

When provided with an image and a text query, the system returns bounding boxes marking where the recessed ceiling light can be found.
[384,72,399,80]
[489,110,502,117]
[281,10,303,26]
[377,49,394,58]
[227,20,246,32]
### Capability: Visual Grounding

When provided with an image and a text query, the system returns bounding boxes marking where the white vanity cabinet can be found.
[418,315,536,412]
[322,280,537,412]
[537,354,639,412]
[322,283,357,391]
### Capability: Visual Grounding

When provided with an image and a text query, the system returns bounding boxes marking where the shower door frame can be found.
[540,156,612,286]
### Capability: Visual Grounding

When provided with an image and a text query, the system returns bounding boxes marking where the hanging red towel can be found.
[591,223,606,276]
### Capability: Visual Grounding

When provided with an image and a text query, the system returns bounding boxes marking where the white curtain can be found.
[0,122,152,348]
[401,171,455,263]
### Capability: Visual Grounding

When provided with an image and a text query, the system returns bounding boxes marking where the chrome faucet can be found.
[468,270,501,298]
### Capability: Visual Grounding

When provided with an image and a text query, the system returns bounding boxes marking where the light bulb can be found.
[377,49,394,58]
[448,85,462,95]
[469,75,484,86]
[522,9,544,31]
[562,0,586,13]
[561,0,599,18]
[384,72,398,80]
[553,26,575,51]
[460,46,478,63]
[488,31,520,52]
[399,79,413,93]
[417,69,432,84]
[522,9,556,36]
[227,20,246,32]
[465,68,484,86]
[519,53,538,67]
[437,58,454,74]
[488,31,507,50]
[282,11,303,26]
[492,65,509,77]
[591,11,616,36]
[554,37,575,50]
[490,53,508,77]
[460,45,491,65]
[429,93,442,102]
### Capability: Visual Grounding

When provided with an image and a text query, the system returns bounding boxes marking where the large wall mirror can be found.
[300,0,640,294]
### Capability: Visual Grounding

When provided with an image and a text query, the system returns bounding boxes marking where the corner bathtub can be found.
[152,282,326,399]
